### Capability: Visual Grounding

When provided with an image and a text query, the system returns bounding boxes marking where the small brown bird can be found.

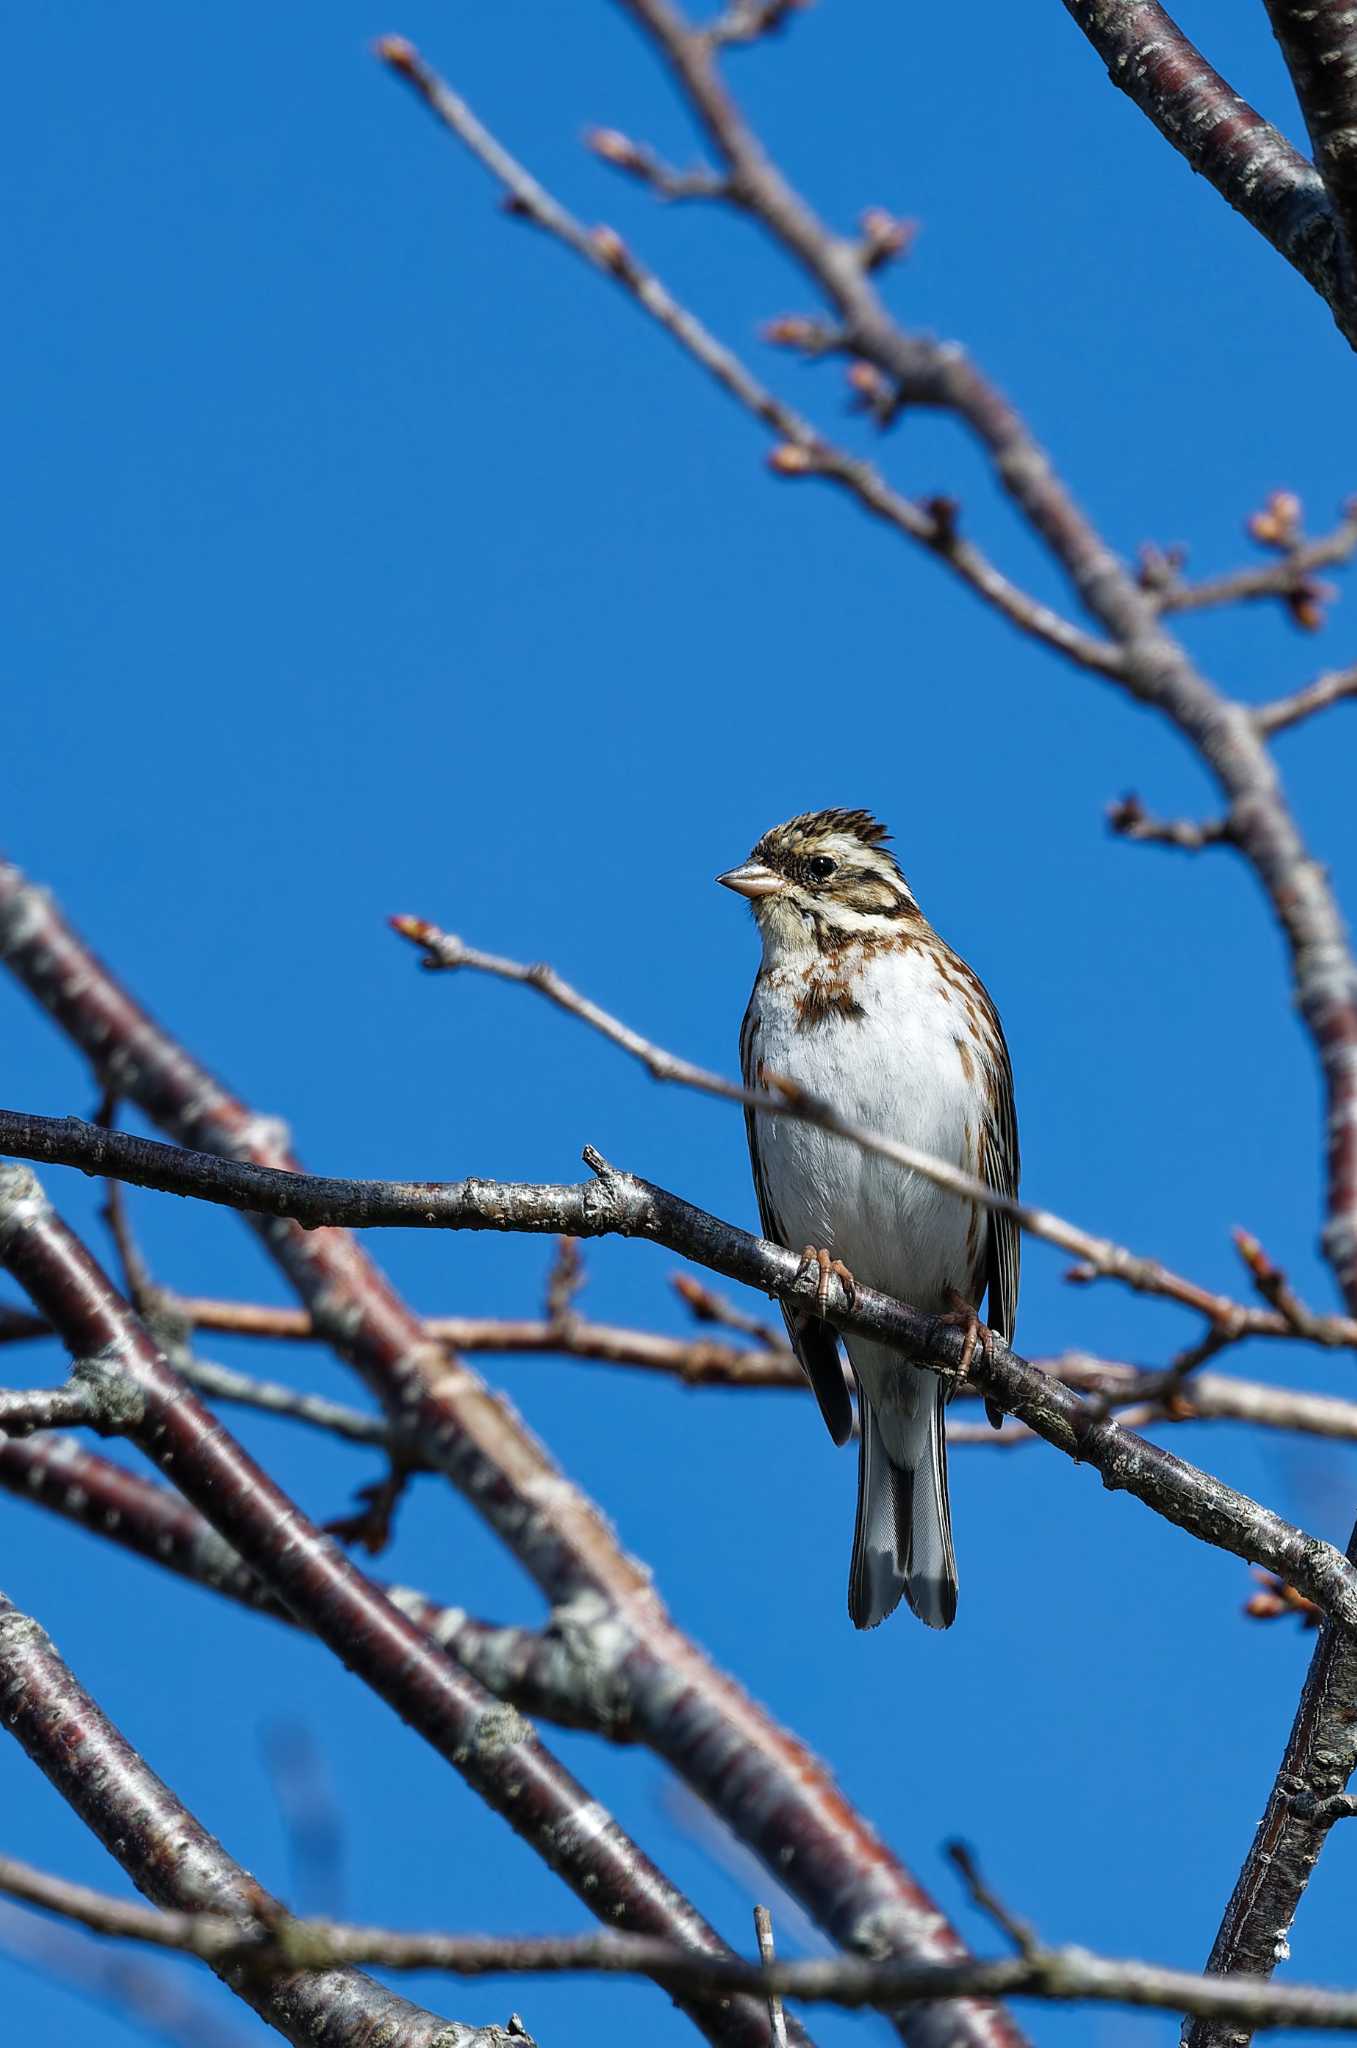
[719,808,1020,1629]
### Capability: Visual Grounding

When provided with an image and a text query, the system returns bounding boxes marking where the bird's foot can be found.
[796,1245,857,1318]
[939,1286,996,1384]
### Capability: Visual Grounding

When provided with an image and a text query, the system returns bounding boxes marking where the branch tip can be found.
[1248,489,1304,552]
[858,207,917,271]
[767,442,818,476]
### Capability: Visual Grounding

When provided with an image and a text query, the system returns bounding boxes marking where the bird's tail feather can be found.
[848,1380,956,1631]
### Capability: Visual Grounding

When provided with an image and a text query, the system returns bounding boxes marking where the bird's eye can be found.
[807,856,837,882]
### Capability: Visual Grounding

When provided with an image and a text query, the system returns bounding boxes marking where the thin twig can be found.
[389,917,1357,1335]
[373,37,1123,680]
[584,127,728,199]
[1254,664,1357,737]
[706,0,809,48]
[0,1900,260,2048]
[1106,795,1233,853]
[10,1850,1357,2031]
[1152,510,1357,619]
[753,1909,789,2048]
[945,1845,1038,1960]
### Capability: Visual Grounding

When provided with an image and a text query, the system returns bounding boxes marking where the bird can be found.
[718,807,1019,1630]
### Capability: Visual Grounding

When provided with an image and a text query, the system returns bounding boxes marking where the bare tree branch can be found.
[7,1078,1355,1360]
[1149,506,1357,618]
[394,917,1356,1338]
[372,37,1123,681]
[0,1590,495,2047]
[0,1433,634,1740]
[1106,795,1233,852]
[373,17,1357,1326]
[1254,663,1357,736]
[0,1138,1353,1629]
[0,1165,805,2048]
[0,1381,94,1433]
[0,1281,795,1385]
[369,18,1357,2010]
[1058,2,1349,339]
[14,1277,1357,1446]
[1262,3,1357,298]
[0,1900,259,2048]
[0,863,1020,2048]
[18,7,1357,1999]
[14,1846,1357,2034]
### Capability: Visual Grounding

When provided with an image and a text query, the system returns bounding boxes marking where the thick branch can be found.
[5,1101,1356,1365]
[1262,3,1357,296]
[0,1591,492,2048]
[1059,2,1348,338]
[0,1432,638,1740]
[0,1167,796,2048]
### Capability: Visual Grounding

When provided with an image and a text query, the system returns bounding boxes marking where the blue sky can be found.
[4,4,1357,2045]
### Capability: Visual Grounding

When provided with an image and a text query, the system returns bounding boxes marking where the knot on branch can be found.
[468,1701,535,1761]
[544,1588,636,1736]
[71,1349,146,1435]
[580,1148,642,1233]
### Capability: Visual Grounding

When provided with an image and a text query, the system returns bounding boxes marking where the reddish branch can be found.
[0,1433,623,1739]
[0,1590,487,2048]
[1058,2,1349,340]
[0,1166,805,2048]
[0,866,1016,2048]
[1261,3,1357,299]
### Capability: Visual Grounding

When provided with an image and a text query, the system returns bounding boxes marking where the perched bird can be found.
[719,808,1019,1630]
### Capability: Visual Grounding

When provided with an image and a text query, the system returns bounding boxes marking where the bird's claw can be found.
[939,1287,996,1384]
[796,1245,857,1318]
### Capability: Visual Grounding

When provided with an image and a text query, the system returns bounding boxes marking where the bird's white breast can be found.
[749,940,982,1311]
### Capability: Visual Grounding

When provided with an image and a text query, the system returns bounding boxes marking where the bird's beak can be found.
[717,861,783,900]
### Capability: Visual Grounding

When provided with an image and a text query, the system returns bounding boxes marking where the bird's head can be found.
[718,808,918,957]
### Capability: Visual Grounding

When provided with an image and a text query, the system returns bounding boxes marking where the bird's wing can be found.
[978,998,1021,1346]
[740,991,854,1446]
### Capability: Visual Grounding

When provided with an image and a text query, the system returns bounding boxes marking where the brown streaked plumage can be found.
[719,807,1020,1629]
